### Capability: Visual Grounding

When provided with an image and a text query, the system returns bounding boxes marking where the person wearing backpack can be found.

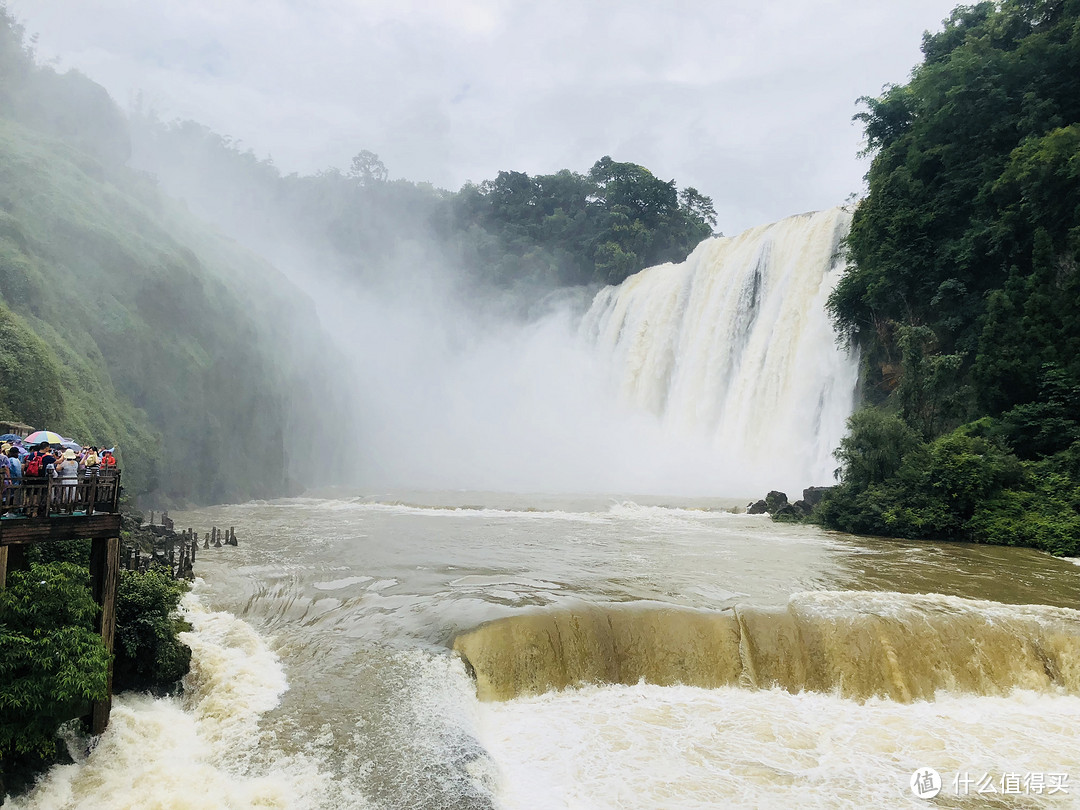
[23,446,44,479]
[21,444,49,515]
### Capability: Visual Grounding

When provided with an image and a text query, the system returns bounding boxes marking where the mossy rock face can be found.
[0,108,339,503]
[0,303,64,426]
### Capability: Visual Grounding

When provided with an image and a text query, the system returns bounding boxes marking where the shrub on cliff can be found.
[0,563,109,792]
[818,415,1079,555]
[113,568,191,694]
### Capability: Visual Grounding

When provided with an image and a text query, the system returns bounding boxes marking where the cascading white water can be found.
[583,207,859,493]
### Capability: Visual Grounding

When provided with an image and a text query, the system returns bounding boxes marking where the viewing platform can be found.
[0,471,124,734]
[0,471,123,544]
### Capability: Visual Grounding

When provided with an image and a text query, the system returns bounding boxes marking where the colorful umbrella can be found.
[24,430,64,446]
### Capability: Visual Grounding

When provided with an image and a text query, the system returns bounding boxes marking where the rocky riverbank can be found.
[747,487,834,521]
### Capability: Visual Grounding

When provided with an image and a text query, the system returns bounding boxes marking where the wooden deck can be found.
[1,472,122,535]
[0,471,123,734]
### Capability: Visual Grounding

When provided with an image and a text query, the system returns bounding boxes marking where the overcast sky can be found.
[11,0,961,234]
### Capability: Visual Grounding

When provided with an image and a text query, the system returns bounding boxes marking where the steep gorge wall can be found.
[0,70,342,503]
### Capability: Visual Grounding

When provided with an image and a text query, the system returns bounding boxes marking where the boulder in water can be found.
[774,500,812,522]
[747,500,769,514]
[764,491,789,513]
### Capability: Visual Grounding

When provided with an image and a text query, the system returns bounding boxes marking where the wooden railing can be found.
[0,471,122,519]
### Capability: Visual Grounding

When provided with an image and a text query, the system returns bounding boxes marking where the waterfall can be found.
[582,207,859,491]
[454,594,1080,702]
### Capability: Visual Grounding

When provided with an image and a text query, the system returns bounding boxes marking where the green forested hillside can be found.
[821,0,1080,554]
[129,115,716,297]
[0,10,339,503]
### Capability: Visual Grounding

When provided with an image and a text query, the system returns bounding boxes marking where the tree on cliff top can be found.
[830,0,1080,427]
[817,0,1080,553]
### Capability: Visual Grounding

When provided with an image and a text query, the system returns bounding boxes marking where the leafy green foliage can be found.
[113,568,191,694]
[820,0,1080,554]
[832,409,921,490]
[0,301,64,426]
[0,539,192,793]
[26,538,91,567]
[0,563,108,766]
[831,0,1080,367]
[446,158,714,287]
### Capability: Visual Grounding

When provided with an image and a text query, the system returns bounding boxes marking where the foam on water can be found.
[7,589,372,810]
[479,683,1080,809]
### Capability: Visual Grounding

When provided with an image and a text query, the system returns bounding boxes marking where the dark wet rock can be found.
[747,499,769,514]
[802,486,835,507]
[764,491,789,513]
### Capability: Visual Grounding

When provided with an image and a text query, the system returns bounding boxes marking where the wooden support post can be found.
[191,538,197,563]
[87,477,98,517]
[0,546,7,590]
[88,536,120,735]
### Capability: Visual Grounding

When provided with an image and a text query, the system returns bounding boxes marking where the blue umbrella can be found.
[0,433,24,443]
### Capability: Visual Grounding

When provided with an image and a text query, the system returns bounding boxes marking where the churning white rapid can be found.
[14,497,1080,810]
[584,207,858,491]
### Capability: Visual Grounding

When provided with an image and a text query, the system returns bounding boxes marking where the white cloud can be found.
[10,0,959,233]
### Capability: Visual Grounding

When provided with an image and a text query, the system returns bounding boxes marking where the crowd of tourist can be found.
[0,439,119,515]
[0,442,117,483]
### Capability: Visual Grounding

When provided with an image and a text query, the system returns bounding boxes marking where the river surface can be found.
[10,493,1080,809]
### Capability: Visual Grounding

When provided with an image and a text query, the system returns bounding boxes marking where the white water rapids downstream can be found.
[9,496,1080,809]
[6,211,1080,809]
